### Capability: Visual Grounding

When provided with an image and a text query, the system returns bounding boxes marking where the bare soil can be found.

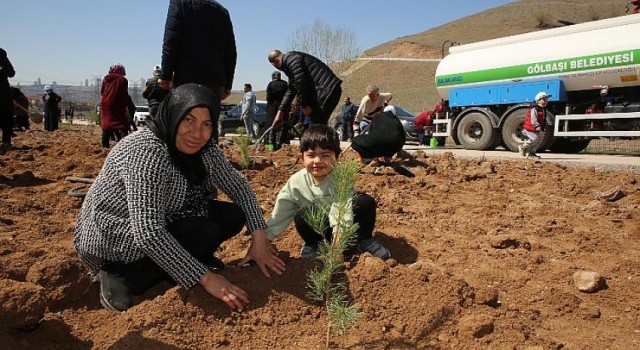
[1,124,639,349]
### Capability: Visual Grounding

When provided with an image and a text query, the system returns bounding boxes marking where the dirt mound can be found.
[1,124,639,349]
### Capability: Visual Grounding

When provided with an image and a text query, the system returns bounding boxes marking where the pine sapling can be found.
[233,127,252,169]
[303,157,361,347]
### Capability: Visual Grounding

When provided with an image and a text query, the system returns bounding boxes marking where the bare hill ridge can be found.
[339,0,628,113]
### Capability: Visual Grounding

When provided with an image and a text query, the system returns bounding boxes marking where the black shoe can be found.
[98,270,132,312]
[204,256,225,271]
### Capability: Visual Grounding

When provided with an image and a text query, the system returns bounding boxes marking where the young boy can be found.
[519,91,550,159]
[265,124,390,259]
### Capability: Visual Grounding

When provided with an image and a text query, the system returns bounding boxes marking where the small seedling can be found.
[303,157,361,347]
[233,127,252,169]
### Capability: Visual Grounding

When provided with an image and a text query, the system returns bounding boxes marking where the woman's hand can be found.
[199,271,249,310]
[238,229,286,278]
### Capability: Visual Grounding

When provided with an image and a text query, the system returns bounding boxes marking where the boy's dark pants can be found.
[293,193,376,245]
[101,200,246,295]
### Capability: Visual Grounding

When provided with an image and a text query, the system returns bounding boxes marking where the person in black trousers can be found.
[158,0,237,140]
[74,84,285,312]
[0,48,16,148]
[265,71,288,149]
[268,49,342,127]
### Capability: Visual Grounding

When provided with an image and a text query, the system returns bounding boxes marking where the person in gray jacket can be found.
[74,84,284,312]
[241,83,257,141]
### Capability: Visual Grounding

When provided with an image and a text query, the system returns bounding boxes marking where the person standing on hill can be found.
[268,49,342,127]
[353,85,392,137]
[265,71,288,149]
[100,64,130,147]
[159,0,237,139]
[0,48,16,148]
[519,91,550,159]
[143,65,170,119]
[42,85,62,132]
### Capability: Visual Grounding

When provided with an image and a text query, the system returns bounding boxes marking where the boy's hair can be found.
[299,125,341,158]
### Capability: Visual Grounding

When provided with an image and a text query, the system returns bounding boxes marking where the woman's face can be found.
[175,107,213,154]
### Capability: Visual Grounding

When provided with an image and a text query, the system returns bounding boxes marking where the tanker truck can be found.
[433,14,640,153]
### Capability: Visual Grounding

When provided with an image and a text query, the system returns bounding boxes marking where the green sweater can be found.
[265,168,353,241]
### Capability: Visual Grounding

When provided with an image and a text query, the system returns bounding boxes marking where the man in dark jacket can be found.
[266,71,288,149]
[268,49,342,127]
[351,105,406,164]
[11,87,30,131]
[159,0,236,105]
[43,85,62,132]
[143,65,169,119]
[340,96,358,141]
[0,48,16,147]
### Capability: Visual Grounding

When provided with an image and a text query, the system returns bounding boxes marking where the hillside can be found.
[338,0,628,113]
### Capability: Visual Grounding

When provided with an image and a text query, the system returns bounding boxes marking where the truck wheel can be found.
[548,138,591,153]
[501,108,527,152]
[456,112,498,150]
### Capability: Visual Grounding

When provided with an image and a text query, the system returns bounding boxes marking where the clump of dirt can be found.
[1,124,639,349]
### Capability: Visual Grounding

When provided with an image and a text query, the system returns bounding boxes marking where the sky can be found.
[1,0,515,92]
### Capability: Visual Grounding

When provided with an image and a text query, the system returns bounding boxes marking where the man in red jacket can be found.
[413,110,433,146]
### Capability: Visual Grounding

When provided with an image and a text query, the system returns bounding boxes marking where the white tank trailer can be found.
[434,14,640,153]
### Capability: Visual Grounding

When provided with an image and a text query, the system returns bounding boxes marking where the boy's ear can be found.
[298,152,303,160]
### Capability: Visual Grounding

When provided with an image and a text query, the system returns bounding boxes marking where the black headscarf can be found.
[147,83,220,185]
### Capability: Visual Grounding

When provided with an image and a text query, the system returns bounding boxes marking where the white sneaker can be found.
[518,145,526,157]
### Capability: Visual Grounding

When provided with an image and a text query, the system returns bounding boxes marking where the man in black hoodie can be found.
[268,49,342,127]
[159,0,237,109]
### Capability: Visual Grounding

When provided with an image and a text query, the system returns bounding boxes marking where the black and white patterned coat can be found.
[74,128,265,288]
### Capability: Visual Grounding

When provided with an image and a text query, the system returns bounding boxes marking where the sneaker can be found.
[98,270,132,312]
[357,238,391,260]
[300,242,319,259]
[527,153,541,159]
[518,145,526,156]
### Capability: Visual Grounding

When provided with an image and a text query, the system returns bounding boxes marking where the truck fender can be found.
[454,107,500,130]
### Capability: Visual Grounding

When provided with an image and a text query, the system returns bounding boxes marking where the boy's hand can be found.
[238,229,286,278]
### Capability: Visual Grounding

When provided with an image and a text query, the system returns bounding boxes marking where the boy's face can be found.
[300,147,337,184]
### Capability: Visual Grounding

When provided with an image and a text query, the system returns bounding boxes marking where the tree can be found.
[287,18,360,74]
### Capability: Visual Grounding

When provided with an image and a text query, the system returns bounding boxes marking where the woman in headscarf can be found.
[74,84,285,312]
